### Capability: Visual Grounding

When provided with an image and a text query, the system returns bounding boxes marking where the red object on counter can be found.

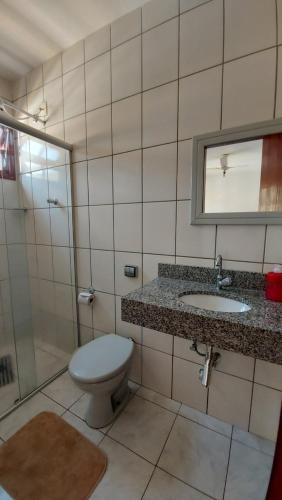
[265,272,282,302]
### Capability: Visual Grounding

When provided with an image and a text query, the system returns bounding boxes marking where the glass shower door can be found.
[0,122,77,417]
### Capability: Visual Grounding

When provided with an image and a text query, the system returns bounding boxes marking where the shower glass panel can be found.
[0,122,77,417]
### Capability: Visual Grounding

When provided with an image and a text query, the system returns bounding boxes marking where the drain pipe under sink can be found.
[190,341,221,387]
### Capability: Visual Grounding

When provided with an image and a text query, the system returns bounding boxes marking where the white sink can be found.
[179,294,251,313]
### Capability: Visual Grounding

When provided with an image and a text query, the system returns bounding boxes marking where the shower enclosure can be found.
[0,111,78,417]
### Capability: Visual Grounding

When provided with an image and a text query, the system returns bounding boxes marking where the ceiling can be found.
[0,0,148,81]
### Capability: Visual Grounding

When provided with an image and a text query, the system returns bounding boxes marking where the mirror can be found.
[191,118,282,224]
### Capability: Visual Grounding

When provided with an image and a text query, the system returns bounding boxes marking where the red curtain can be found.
[0,126,17,180]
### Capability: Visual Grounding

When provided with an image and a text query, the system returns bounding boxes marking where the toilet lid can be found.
[69,334,134,384]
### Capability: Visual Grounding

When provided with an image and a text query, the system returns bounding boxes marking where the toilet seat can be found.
[69,334,134,384]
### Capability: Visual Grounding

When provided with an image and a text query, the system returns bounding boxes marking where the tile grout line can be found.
[222,425,234,500]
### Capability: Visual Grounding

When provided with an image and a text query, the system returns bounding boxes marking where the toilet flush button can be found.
[124,265,138,278]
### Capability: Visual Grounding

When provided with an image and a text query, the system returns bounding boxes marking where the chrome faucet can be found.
[215,255,232,290]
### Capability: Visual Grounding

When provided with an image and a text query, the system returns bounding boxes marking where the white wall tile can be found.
[142,346,172,397]
[111,8,141,48]
[264,226,282,263]
[142,0,179,31]
[176,256,214,268]
[176,200,216,258]
[115,295,142,343]
[250,384,281,441]
[177,140,192,200]
[208,371,253,430]
[74,206,90,248]
[180,0,223,77]
[43,54,62,83]
[62,40,84,73]
[84,25,110,62]
[86,105,112,159]
[64,114,87,163]
[72,162,88,206]
[142,18,178,90]
[113,150,142,203]
[44,77,63,125]
[88,156,113,205]
[223,260,262,273]
[143,143,177,202]
[89,205,114,250]
[224,0,276,61]
[180,0,209,13]
[112,37,141,101]
[174,336,206,364]
[179,66,222,139]
[143,254,175,284]
[93,291,115,333]
[63,66,85,120]
[112,94,141,154]
[31,170,48,209]
[114,203,142,252]
[173,357,207,411]
[50,207,70,246]
[53,246,72,285]
[143,327,173,355]
[254,360,282,391]
[76,248,91,287]
[143,202,176,255]
[91,250,114,293]
[216,350,255,381]
[34,209,51,245]
[143,82,178,147]
[222,49,276,129]
[27,66,43,93]
[216,225,266,262]
[12,76,26,100]
[37,245,53,280]
[48,165,68,207]
[85,53,111,111]
[129,343,142,383]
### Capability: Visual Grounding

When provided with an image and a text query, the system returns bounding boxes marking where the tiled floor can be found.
[0,372,274,500]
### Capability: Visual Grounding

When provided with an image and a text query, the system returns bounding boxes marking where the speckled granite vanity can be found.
[121,264,282,365]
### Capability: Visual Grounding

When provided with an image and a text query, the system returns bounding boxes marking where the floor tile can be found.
[159,415,230,500]
[144,468,210,500]
[224,441,272,500]
[0,393,64,441]
[90,436,153,500]
[232,426,275,457]
[62,411,104,446]
[69,394,113,434]
[137,387,181,414]
[179,403,232,437]
[42,371,84,408]
[109,396,176,464]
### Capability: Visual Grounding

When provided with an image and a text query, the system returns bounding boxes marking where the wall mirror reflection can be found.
[192,119,282,224]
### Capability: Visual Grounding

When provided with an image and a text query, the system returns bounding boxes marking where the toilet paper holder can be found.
[78,287,95,305]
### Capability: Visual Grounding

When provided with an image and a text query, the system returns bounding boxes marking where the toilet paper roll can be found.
[78,291,94,305]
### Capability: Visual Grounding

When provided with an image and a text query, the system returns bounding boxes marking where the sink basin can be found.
[179,294,251,313]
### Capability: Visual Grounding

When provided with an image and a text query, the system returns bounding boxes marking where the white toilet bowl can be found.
[69,334,134,428]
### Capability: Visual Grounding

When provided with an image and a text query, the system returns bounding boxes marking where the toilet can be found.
[69,334,134,428]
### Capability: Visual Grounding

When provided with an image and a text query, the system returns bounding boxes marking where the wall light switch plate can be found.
[124,265,138,278]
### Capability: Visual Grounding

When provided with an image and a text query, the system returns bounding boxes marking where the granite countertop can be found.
[121,264,282,365]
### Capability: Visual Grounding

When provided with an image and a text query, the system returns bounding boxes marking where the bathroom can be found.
[0,0,281,498]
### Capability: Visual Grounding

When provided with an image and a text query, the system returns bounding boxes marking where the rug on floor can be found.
[0,411,107,500]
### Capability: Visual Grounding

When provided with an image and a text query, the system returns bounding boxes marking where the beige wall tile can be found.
[114,203,142,252]
[208,371,253,430]
[86,105,112,159]
[89,205,114,250]
[216,225,266,263]
[180,0,223,76]
[176,201,216,258]
[84,25,110,62]
[143,254,175,284]
[112,94,141,154]
[173,357,207,411]
[88,156,113,205]
[216,350,255,381]
[264,226,282,264]
[91,250,115,293]
[112,37,141,101]
[62,40,84,73]
[92,291,115,333]
[177,140,192,200]
[142,346,172,397]
[143,143,177,202]
[142,0,179,31]
[250,384,282,441]
[85,53,111,111]
[255,360,282,391]
[113,150,142,203]
[222,49,276,129]
[143,327,173,355]
[111,8,141,48]
[143,18,178,90]
[63,66,85,120]
[143,202,176,255]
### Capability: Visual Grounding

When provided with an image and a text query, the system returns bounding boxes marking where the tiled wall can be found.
[11,0,282,440]
[0,77,12,100]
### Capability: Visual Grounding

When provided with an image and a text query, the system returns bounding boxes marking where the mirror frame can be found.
[191,118,282,224]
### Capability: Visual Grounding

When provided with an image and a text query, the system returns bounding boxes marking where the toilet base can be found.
[86,377,130,429]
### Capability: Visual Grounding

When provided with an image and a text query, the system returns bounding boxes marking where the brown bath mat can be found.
[0,411,107,500]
